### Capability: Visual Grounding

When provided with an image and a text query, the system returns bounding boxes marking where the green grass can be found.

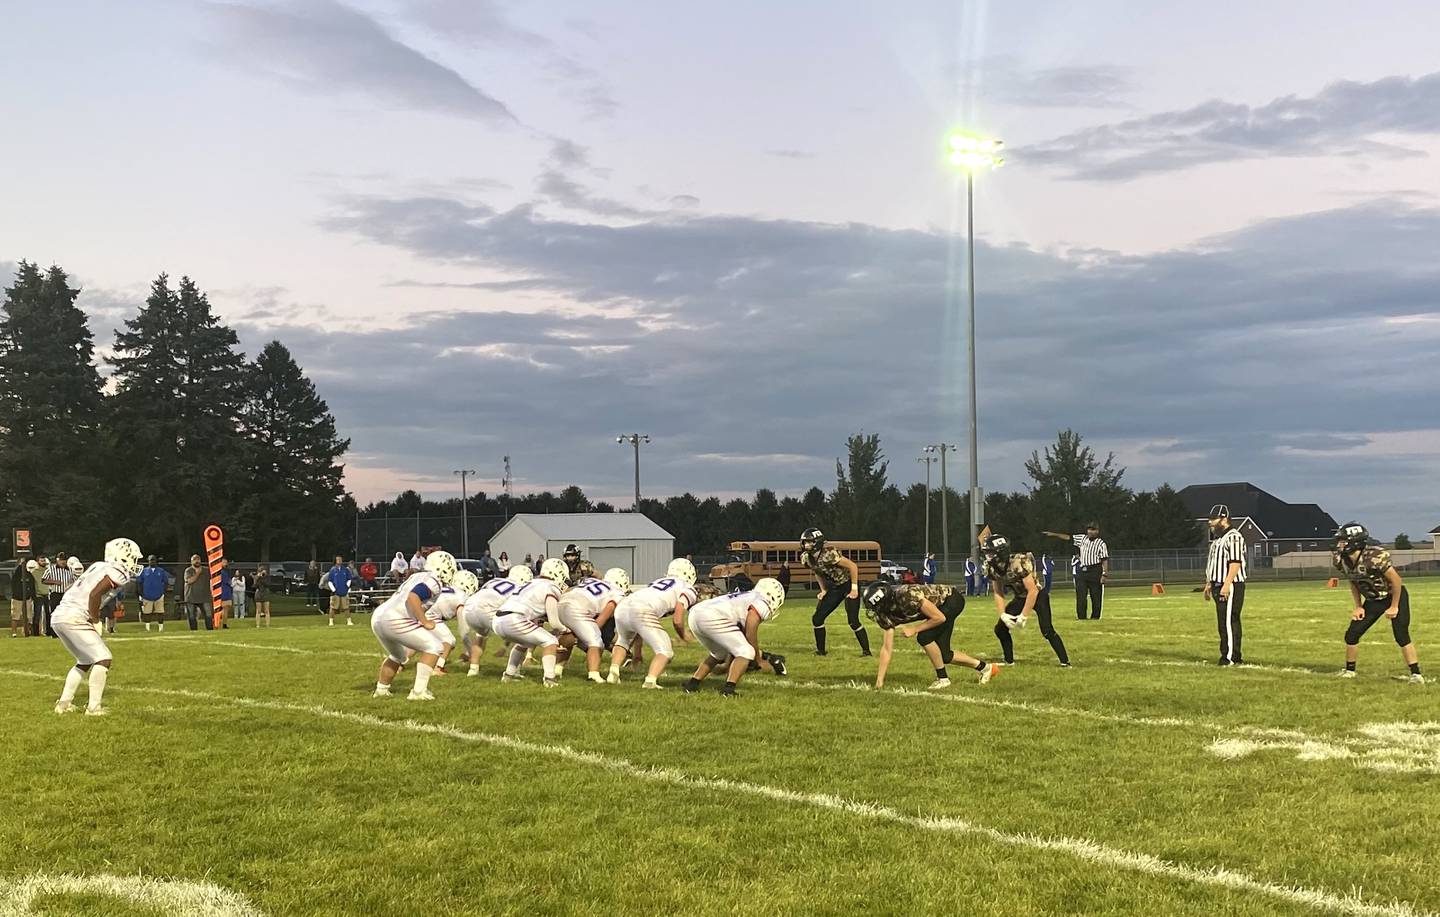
[1,581,1436,916]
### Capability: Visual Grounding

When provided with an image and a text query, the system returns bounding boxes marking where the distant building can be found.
[1430,524,1440,551]
[487,513,675,583]
[1177,482,1337,558]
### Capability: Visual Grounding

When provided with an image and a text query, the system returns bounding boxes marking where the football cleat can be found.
[542,677,561,689]
[927,677,952,691]
[605,672,620,685]
[682,678,702,694]
[1409,673,1425,685]
[54,701,76,715]
[766,653,788,677]
[640,681,662,690]
[501,672,527,683]
[84,706,108,717]
[406,691,435,701]
[587,672,604,684]
[978,663,1000,685]
[1338,669,1357,679]
[719,683,738,697]
[371,687,392,698]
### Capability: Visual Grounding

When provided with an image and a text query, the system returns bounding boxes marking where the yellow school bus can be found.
[708,540,882,590]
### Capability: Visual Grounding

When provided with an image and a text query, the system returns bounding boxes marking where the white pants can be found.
[433,622,456,649]
[689,610,754,662]
[55,617,111,666]
[462,607,495,639]
[372,613,444,665]
[558,605,605,650]
[613,606,673,658]
[491,613,558,649]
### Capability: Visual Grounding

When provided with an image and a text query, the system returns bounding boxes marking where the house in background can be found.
[1431,525,1440,550]
[1178,482,1338,557]
[487,513,675,583]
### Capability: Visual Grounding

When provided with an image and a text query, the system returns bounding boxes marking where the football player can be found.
[799,527,871,657]
[862,581,999,690]
[607,558,714,688]
[493,558,570,687]
[426,570,477,676]
[52,538,143,716]
[682,577,788,697]
[982,534,1070,667]
[460,565,532,676]
[1332,522,1423,683]
[557,567,628,683]
[370,550,458,701]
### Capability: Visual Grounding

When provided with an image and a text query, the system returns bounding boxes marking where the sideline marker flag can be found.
[205,525,226,628]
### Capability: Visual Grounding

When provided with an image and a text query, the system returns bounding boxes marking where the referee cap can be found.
[1208,504,1230,520]
[1085,521,1100,530]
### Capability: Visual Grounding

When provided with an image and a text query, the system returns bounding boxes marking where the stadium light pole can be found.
[917,455,936,558]
[924,444,956,572]
[616,434,650,510]
[454,469,476,557]
[947,131,1004,574]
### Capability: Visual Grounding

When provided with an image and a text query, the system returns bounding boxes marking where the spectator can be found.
[480,549,499,581]
[305,560,321,607]
[777,561,791,595]
[389,552,408,582]
[252,566,272,628]
[360,557,378,589]
[497,551,509,570]
[231,567,248,620]
[30,557,51,636]
[409,549,425,574]
[901,567,918,585]
[100,586,122,634]
[523,553,534,570]
[10,557,36,637]
[136,555,172,633]
[325,555,355,627]
[215,558,233,629]
[183,555,212,631]
[44,554,78,636]
[964,558,977,596]
[533,554,545,576]
[922,553,937,585]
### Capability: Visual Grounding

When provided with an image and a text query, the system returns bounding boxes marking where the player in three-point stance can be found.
[863,581,1000,690]
[53,538,143,716]
[459,565,533,676]
[370,550,458,701]
[493,557,571,688]
[683,578,788,697]
[426,569,478,676]
[800,527,871,657]
[557,567,629,683]
[607,558,717,688]
[982,534,1070,667]
[1332,522,1424,684]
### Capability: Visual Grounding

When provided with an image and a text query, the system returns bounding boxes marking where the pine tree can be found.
[108,274,248,558]
[0,262,108,553]
[831,433,888,538]
[235,340,350,563]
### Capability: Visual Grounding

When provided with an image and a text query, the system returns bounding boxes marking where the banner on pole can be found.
[204,525,226,628]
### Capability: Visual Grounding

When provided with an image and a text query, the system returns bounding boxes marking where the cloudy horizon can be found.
[4,0,1439,538]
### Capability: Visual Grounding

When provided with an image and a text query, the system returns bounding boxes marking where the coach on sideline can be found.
[1205,504,1248,666]
[1044,523,1109,620]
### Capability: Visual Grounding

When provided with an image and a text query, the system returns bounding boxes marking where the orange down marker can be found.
[205,525,226,629]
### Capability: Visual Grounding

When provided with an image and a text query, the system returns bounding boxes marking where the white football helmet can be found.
[507,564,534,585]
[104,538,143,577]
[25,559,39,572]
[452,569,480,597]
[754,577,785,614]
[666,558,697,586]
[424,550,458,585]
[539,557,570,585]
[603,567,630,592]
[66,556,84,574]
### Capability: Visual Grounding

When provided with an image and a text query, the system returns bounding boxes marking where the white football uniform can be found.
[371,572,445,663]
[688,590,774,662]
[427,587,464,648]
[492,579,564,649]
[461,580,522,639]
[53,561,131,666]
[557,578,619,650]
[613,577,697,659]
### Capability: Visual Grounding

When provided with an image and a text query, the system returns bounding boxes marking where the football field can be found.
[2,579,1436,916]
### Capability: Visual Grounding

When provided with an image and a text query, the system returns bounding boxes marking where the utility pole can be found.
[616,434,650,509]
[454,469,476,557]
[925,444,956,573]
[917,455,936,557]
[501,456,513,523]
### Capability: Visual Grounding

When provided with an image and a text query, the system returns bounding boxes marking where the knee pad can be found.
[1392,621,1412,646]
[811,611,827,628]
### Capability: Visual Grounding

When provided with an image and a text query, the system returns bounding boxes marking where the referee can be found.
[1204,504,1247,666]
[1044,523,1109,620]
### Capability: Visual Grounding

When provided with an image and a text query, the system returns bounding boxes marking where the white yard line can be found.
[1104,656,1332,677]
[1082,629,1341,648]
[0,667,1429,917]
[0,872,262,917]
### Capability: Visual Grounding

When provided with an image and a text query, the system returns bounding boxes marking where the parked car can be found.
[879,560,908,583]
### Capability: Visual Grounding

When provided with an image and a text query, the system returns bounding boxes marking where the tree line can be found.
[0,262,351,562]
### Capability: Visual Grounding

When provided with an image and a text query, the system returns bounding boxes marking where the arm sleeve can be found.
[411,583,433,603]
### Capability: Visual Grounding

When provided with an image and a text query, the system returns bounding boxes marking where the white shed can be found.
[487,513,675,583]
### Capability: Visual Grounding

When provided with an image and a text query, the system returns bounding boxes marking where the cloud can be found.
[530,139,674,220]
[951,57,1134,109]
[206,0,519,124]
[1025,71,1440,180]
[288,192,1440,534]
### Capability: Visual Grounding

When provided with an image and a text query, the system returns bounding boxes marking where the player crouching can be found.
[1332,522,1423,684]
[557,567,628,683]
[53,538,143,716]
[862,581,999,690]
[460,565,532,676]
[371,550,458,701]
[426,570,477,677]
[982,534,1070,667]
[682,578,788,697]
[493,558,570,688]
[607,558,715,688]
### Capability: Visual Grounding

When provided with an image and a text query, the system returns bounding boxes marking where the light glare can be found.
[946,132,1005,171]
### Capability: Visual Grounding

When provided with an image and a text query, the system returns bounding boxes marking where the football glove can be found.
[1016,613,1029,628]
[1000,613,1020,630]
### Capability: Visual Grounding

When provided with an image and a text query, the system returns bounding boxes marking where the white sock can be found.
[506,645,526,674]
[60,666,83,704]
[468,664,479,675]
[158,622,164,632]
[609,663,622,679]
[374,682,390,694]
[542,654,557,680]
[643,675,658,686]
[435,656,447,670]
[87,666,109,708]
[413,662,434,694]
[145,622,151,632]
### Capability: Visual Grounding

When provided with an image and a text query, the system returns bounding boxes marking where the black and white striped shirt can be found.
[1206,529,1247,583]
[1072,535,1109,567]
[45,565,78,595]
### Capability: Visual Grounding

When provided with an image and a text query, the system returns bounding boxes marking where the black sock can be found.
[854,627,871,654]
[934,667,948,679]
[1410,662,1421,675]
[1345,660,1356,671]
[724,680,737,690]
[974,660,987,672]
[813,626,826,654]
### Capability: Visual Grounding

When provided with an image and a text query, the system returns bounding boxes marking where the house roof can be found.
[1430,524,1440,535]
[1177,482,1337,540]
[496,512,673,541]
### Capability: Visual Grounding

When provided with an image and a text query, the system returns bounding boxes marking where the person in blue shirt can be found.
[325,555,357,627]
[216,558,234,629]
[964,558,977,596]
[136,556,173,633]
[921,553,937,584]
[1041,554,1055,592]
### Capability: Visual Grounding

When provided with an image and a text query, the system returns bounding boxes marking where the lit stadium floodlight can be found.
[946,132,1005,171]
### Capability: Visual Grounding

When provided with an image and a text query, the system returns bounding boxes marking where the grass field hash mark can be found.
[1,666,1432,917]
[0,872,264,916]
[1209,722,1440,774]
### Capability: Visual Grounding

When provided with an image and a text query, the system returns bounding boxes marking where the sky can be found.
[3,0,1439,539]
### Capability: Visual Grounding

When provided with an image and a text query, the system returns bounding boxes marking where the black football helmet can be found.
[1333,522,1369,554]
[800,527,825,554]
[861,580,891,610]
[980,533,1011,564]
